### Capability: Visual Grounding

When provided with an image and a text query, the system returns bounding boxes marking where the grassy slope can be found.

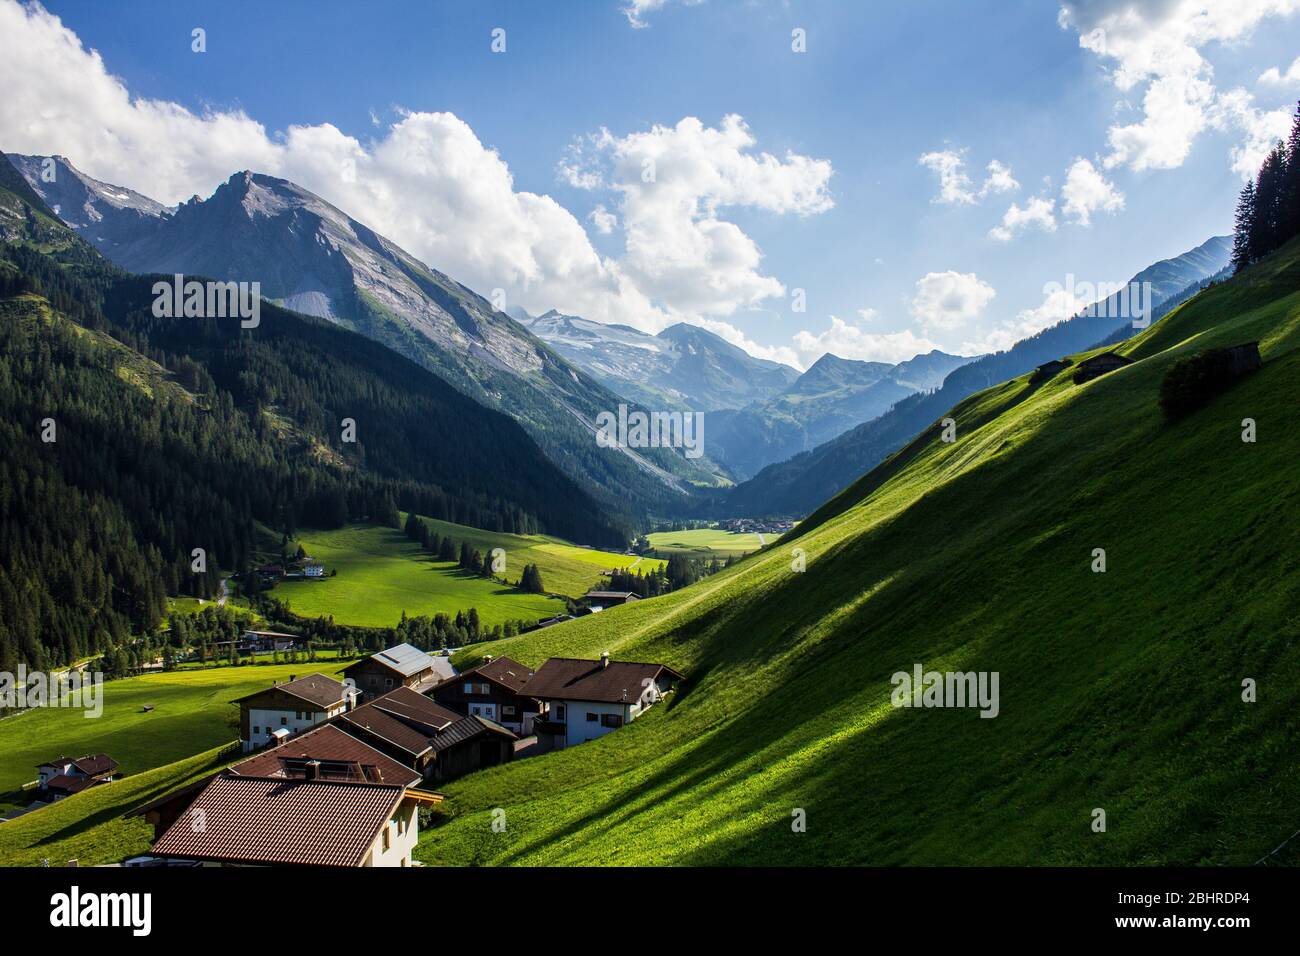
[415,242,1300,866]
[276,519,663,628]
[645,528,775,559]
[0,662,346,812]
[0,746,235,867]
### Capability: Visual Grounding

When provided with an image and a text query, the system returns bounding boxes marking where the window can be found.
[280,716,288,725]
[601,714,624,729]
[464,682,475,694]
[554,704,566,721]
[586,712,598,722]
[385,678,394,688]
[382,826,391,852]
[502,706,516,716]
[253,725,260,734]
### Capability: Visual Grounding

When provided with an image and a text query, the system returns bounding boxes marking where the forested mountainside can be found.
[0,151,621,673]
[11,156,722,515]
[713,235,1232,516]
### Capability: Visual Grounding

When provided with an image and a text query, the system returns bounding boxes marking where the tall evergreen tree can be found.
[1232,181,1256,273]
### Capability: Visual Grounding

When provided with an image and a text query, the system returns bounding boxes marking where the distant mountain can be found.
[714,234,1233,515]
[9,155,720,516]
[517,309,799,412]
[706,349,973,479]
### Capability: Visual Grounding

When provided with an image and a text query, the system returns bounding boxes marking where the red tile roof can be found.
[151,775,406,867]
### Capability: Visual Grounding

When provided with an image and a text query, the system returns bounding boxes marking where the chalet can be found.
[145,774,440,867]
[230,723,420,787]
[525,653,684,751]
[1029,358,1072,383]
[584,590,640,610]
[35,754,119,800]
[233,672,356,752]
[338,686,516,782]
[1072,351,1134,384]
[429,654,541,734]
[342,643,441,700]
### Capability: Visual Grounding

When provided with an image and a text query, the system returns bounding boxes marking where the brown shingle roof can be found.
[368,686,460,731]
[231,673,349,710]
[435,655,533,695]
[45,774,98,795]
[230,723,419,786]
[522,658,684,704]
[338,704,433,759]
[151,775,406,867]
[37,753,117,776]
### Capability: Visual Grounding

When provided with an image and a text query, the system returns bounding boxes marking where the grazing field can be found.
[275,519,662,629]
[412,241,1300,866]
[645,527,775,559]
[0,745,235,867]
[0,662,346,813]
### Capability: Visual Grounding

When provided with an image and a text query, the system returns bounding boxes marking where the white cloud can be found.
[1216,87,1293,178]
[571,113,834,318]
[589,204,618,234]
[989,196,1058,241]
[1258,55,1300,86]
[908,271,996,333]
[919,149,1019,204]
[963,287,1088,354]
[792,316,943,367]
[0,1,833,358]
[692,317,802,367]
[1059,0,1300,173]
[1061,158,1125,225]
[623,0,704,29]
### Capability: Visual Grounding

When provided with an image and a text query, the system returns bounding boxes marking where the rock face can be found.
[518,309,799,412]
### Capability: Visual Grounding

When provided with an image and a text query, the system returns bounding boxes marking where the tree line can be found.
[1232,101,1300,272]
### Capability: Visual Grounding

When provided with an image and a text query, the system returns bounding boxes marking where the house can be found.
[146,774,440,867]
[303,563,325,578]
[230,723,421,787]
[232,672,357,752]
[338,686,516,782]
[342,643,440,700]
[35,754,119,800]
[1029,358,1072,383]
[524,653,684,750]
[584,590,641,610]
[1072,351,1134,384]
[428,655,541,735]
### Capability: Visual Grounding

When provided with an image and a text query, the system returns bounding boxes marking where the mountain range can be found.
[711,233,1233,515]
[8,154,723,516]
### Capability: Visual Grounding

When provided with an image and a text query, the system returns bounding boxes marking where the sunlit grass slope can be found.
[415,241,1300,866]
[276,520,663,628]
[645,527,775,559]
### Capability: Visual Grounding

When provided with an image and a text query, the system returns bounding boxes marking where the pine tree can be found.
[1282,101,1300,241]
[1232,181,1256,273]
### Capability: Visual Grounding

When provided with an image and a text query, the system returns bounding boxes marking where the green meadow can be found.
[275,518,662,629]
[645,527,775,559]
[0,661,346,813]
[412,241,1300,866]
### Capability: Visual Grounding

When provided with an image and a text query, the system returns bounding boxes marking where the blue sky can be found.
[2,0,1299,367]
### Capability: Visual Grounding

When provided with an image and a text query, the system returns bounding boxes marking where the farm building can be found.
[1072,351,1134,384]
[429,654,542,735]
[232,672,358,752]
[525,653,684,751]
[338,686,516,782]
[1030,358,1071,383]
[1224,341,1262,375]
[35,753,119,800]
[584,590,641,610]
[343,642,443,700]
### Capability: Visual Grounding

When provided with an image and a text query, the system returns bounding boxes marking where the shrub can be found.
[1159,348,1236,419]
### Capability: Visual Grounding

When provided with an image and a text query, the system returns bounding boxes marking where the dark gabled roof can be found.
[150,775,406,867]
[1077,351,1134,368]
[428,715,516,753]
[368,686,461,732]
[230,723,419,787]
[338,704,433,759]
[231,673,349,710]
[436,655,533,695]
[44,774,97,795]
[584,591,639,600]
[37,753,117,776]
[522,658,684,704]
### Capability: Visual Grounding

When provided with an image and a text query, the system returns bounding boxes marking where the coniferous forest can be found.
[1231,103,1300,273]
